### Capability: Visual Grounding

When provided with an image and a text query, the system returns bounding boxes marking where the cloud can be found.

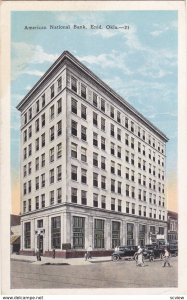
[151,20,177,37]
[23,70,44,77]
[12,42,59,80]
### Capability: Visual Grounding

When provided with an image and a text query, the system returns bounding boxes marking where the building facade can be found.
[167,210,178,242]
[17,51,168,257]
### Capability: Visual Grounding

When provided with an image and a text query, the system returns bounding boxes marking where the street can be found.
[11,257,178,289]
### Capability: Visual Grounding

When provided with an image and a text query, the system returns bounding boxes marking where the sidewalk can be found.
[11,253,112,266]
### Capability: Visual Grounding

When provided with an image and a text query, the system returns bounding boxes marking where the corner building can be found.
[17,51,168,257]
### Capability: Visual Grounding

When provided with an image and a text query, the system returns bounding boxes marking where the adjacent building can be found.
[10,214,21,253]
[167,210,178,242]
[17,51,168,257]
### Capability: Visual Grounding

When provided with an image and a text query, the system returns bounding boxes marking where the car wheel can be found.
[112,255,119,261]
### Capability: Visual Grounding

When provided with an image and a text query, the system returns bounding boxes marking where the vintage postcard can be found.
[0,0,187,297]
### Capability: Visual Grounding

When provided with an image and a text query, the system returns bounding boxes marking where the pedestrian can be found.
[115,245,119,251]
[136,245,144,267]
[52,247,56,259]
[85,245,92,260]
[36,248,41,261]
[162,248,171,267]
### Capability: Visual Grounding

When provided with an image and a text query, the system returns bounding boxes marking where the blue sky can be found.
[11,11,178,211]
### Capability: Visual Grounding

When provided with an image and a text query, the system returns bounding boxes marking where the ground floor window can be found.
[139,224,146,246]
[112,221,120,248]
[51,216,61,249]
[94,219,104,248]
[158,227,164,235]
[73,216,85,249]
[24,222,31,248]
[127,223,134,245]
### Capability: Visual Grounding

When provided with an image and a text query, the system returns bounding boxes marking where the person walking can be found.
[136,245,144,267]
[162,248,171,267]
[85,245,93,260]
[52,247,56,259]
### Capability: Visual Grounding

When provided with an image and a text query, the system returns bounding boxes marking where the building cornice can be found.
[17,50,168,142]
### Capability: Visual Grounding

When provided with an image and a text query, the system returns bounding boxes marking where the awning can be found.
[10,235,20,245]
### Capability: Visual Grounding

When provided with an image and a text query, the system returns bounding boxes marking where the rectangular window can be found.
[41,194,45,208]
[101,176,106,190]
[93,193,98,207]
[110,106,114,118]
[101,137,105,150]
[41,173,45,188]
[57,143,62,159]
[81,147,87,162]
[71,76,77,93]
[94,219,104,248]
[71,187,77,203]
[23,130,27,143]
[57,165,62,181]
[28,144,32,156]
[57,77,62,92]
[57,188,62,203]
[101,195,106,209]
[23,182,27,195]
[125,117,128,128]
[117,128,121,141]
[35,177,39,190]
[71,165,78,181]
[50,126,55,141]
[93,132,98,147]
[57,120,62,136]
[71,98,77,114]
[111,142,115,155]
[50,190,54,205]
[118,182,122,194]
[110,124,115,137]
[73,216,85,249]
[24,222,31,248]
[93,152,98,167]
[36,100,39,113]
[57,98,62,114]
[37,219,43,228]
[71,143,77,158]
[49,147,54,163]
[50,169,54,184]
[117,146,121,158]
[101,156,106,170]
[41,94,45,108]
[51,216,61,249]
[28,162,32,175]
[81,104,87,120]
[93,173,98,187]
[41,133,45,147]
[28,125,32,139]
[81,125,87,141]
[35,157,39,171]
[41,153,45,168]
[93,112,98,126]
[28,199,31,212]
[71,120,77,136]
[111,161,115,174]
[117,111,121,123]
[35,138,39,151]
[101,117,105,131]
[51,84,54,99]
[81,84,86,99]
[111,198,115,211]
[101,99,105,112]
[28,107,32,120]
[126,184,129,197]
[127,223,134,245]
[111,179,115,193]
[23,165,27,177]
[93,92,98,107]
[35,196,39,210]
[81,190,87,205]
[50,105,55,120]
[118,199,122,212]
[112,221,120,248]
[41,113,45,127]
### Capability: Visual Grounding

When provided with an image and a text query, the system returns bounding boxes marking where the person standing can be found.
[85,245,93,260]
[136,245,144,267]
[162,248,171,267]
[52,248,56,259]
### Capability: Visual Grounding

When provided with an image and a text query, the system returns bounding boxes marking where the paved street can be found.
[11,257,177,289]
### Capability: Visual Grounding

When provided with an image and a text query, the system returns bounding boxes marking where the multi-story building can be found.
[167,210,178,242]
[17,51,168,257]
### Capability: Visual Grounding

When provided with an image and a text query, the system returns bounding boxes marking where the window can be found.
[138,189,142,200]
[126,202,129,213]
[126,184,129,197]
[126,167,129,180]
[41,153,45,168]
[51,216,61,249]
[23,130,27,143]
[57,165,62,181]
[28,144,32,156]
[101,99,105,112]
[101,137,105,150]
[81,147,87,162]
[41,133,45,147]
[81,84,86,99]
[111,179,115,193]
[37,219,43,228]
[93,112,98,126]
[93,193,98,207]
[80,190,87,205]
[71,120,77,136]
[35,157,39,171]
[149,208,152,218]
[50,190,54,205]
[118,199,122,212]
[81,104,87,120]
[110,124,115,137]
[94,219,104,248]
[81,168,87,184]
[125,133,129,146]
[41,173,45,188]
[36,100,39,113]
[57,98,62,114]
[101,117,105,131]
[71,165,77,181]
[139,225,146,246]
[132,203,135,214]
[143,206,146,217]
[117,146,121,158]
[112,221,120,248]
[117,128,121,141]
[117,164,121,176]
[111,197,115,210]
[81,125,87,141]
[118,182,122,194]
[131,137,134,149]
[127,223,134,245]
[92,151,98,166]
[57,120,62,136]
[101,156,106,170]
[126,151,129,163]
[111,142,115,155]
[41,194,45,208]
[125,117,128,128]
[35,176,39,190]
[71,143,77,158]
[24,222,31,248]
[143,175,146,186]
[35,138,39,151]
[57,188,62,203]
[50,105,55,120]
[138,173,141,184]
[50,148,54,163]
[23,182,27,195]
[138,158,141,169]
[101,195,106,209]
[23,201,26,213]
[57,77,62,92]
[42,94,45,108]
[71,188,77,203]
[110,106,114,118]
[41,113,45,127]
[57,143,62,159]
[111,161,115,174]
[93,92,98,107]
[51,84,54,99]
[28,125,32,139]
[71,98,77,114]
[35,119,40,132]
[73,216,85,249]
[50,169,54,184]
[131,121,134,133]
[50,126,55,141]
[28,107,32,120]
[23,165,27,177]
[35,196,39,210]
[101,176,106,189]
[23,112,27,125]
[71,76,77,93]
[117,111,121,123]
[143,190,146,202]
[93,173,98,187]
[93,132,98,147]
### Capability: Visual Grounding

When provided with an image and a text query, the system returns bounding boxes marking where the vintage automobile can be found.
[111,245,138,261]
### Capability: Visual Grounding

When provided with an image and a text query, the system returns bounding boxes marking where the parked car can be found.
[112,245,138,261]
[143,244,165,260]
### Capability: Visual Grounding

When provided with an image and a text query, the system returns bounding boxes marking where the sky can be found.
[11,10,178,214]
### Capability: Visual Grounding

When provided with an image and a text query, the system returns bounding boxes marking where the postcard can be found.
[0,0,187,298]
